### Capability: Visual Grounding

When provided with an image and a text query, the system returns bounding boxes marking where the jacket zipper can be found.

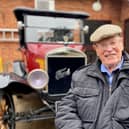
[109,85,112,97]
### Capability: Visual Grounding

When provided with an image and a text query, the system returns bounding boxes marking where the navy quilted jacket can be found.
[55,51,129,129]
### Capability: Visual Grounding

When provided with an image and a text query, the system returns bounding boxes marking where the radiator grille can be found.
[47,57,85,95]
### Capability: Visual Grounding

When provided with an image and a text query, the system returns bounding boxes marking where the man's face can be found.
[93,35,124,67]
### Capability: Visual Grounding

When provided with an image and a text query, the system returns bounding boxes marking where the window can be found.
[84,20,111,44]
[124,19,129,53]
[24,15,83,44]
[84,20,111,63]
[35,0,55,10]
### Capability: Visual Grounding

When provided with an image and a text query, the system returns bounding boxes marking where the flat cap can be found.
[90,24,122,43]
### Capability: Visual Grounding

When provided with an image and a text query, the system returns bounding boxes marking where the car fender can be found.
[0,72,34,94]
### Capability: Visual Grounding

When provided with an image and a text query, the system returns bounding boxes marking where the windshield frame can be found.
[24,15,84,44]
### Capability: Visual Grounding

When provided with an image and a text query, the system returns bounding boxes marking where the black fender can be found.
[0,72,35,94]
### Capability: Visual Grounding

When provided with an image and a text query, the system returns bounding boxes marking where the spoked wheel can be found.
[0,91,15,129]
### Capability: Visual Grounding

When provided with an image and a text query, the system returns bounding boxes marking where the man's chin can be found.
[105,58,118,63]
[105,61,119,68]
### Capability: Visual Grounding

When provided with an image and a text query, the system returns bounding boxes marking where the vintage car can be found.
[0,7,89,129]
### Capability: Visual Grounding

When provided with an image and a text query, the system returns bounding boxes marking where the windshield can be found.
[24,15,83,44]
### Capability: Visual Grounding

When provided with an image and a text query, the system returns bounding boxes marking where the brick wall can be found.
[0,42,22,72]
[55,0,122,24]
[121,0,129,22]
[0,0,129,28]
[0,0,129,69]
[0,0,34,28]
[0,1,129,129]
[0,0,34,72]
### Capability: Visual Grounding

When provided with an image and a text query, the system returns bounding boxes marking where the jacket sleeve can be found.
[97,84,129,129]
[55,84,83,129]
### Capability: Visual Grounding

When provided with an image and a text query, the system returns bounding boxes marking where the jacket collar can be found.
[121,51,129,70]
[86,51,129,82]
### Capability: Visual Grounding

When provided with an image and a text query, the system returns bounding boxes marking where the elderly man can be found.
[55,24,129,129]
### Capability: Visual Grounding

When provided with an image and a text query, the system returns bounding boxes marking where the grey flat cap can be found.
[90,24,122,43]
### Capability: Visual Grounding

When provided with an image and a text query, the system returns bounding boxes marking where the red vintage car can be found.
[0,7,89,129]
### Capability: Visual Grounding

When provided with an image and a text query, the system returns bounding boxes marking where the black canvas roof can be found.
[13,7,89,22]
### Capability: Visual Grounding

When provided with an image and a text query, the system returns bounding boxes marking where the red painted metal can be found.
[21,43,86,71]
